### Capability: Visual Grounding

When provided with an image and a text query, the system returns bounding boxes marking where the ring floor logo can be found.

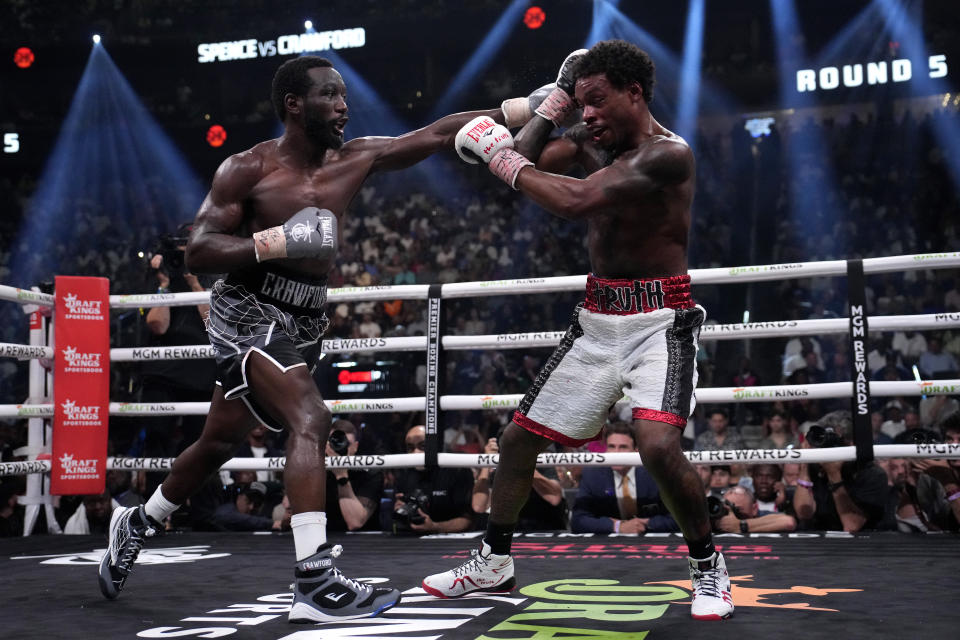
[11,545,231,566]
[131,573,863,639]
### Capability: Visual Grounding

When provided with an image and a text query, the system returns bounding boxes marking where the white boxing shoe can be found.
[422,541,516,598]
[688,551,734,620]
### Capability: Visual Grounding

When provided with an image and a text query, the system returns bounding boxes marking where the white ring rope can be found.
[2,250,960,486]
[3,379,959,418]
[4,312,960,364]
[0,284,54,307]
[4,444,959,477]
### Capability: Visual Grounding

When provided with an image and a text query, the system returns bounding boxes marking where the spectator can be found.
[891,330,927,367]
[883,458,956,532]
[325,420,383,532]
[871,410,894,445]
[880,401,908,440]
[694,408,747,451]
[570,422,679,534]
[64,490,116,535]
[711,485,796,534]
[918,336,959,379]
[358,313,383,339]
[473,433,566,532]
[793,410,888,532]
[750,464,788,514]
[757,409,798,449]
[871,352,912,381]
[234,424,284,483]
[211,482,288,532]
[392,425,474,534]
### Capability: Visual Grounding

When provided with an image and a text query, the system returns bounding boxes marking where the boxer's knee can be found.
[287,394,332,442]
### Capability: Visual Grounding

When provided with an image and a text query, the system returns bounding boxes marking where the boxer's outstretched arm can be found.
[351,109,504,173]
[514,139,692,221]
[185,151,263,274]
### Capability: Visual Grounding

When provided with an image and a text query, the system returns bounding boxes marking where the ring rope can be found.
[4,444,960,477]
[3,379,959,418]
[3,312,960,363]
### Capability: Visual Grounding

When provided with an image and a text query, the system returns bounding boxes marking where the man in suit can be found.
[571,422,679,534]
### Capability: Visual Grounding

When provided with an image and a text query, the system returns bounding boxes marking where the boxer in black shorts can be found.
[98,55,518,623]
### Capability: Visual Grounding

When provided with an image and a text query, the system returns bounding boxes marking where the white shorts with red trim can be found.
[513,302,706,447]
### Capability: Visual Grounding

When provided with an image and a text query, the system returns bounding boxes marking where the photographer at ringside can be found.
[793,410,888,532]
[138,224,217,477]
[324,420,383,532]
[391,425,474,535]
[708,486,796,534]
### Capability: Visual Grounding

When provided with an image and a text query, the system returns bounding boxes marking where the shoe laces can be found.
[113,508,156,572]
[691,565,722,599]
[452,549,490,578]
[327,545,370,594]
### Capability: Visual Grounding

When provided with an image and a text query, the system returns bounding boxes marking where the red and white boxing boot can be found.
[422,541,515,598]
[688,551,734,620]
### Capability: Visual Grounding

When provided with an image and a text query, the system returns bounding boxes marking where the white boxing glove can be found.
[455,116,533,190]
[455,116,516,165]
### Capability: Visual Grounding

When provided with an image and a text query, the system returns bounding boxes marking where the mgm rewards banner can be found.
[51,276,110,495]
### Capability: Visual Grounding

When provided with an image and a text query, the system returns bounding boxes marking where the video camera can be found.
[805,424,845,448]
[706,494,744,523]
[328,429,350,456]
[151,224,192,276]
[392,488,430,531]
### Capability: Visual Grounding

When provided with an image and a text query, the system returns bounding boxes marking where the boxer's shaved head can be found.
[574,40,656,103]
[272,56,334,122]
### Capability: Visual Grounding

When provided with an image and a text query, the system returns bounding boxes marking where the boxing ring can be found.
[2,251,960,638]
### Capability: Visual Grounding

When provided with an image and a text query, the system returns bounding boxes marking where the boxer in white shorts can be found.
[515,273,704,445]
[424,41,734,621]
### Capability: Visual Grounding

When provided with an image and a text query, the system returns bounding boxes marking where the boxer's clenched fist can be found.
[253,207,338,262]
[455,116,515,165]
[455,116,532,190]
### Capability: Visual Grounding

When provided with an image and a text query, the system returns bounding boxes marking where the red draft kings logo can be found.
[61,345,103,373]
[61,292,104,320]
[60,399,101,426]
[57,453,99,481]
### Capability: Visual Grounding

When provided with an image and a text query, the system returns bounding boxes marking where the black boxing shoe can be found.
[98,505,163,599]
[289,543,401,623]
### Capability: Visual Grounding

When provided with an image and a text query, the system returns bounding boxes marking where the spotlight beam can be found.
[429,0,529,120]
[676,0,705,145]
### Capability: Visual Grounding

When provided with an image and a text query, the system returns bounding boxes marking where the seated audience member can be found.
[211,482,288,532]
[711,485,796,534]
[871,410,893,445]
[793,410,888,532]
[750,464,788,514]
[694,409,746,451]
[707,465,732,497]
[880,401,907,440]
[105,470,144,507]
[64,490,116,535]
[918,336,959,379]
[473,433,566,532]
[234,424,284,483]
[392,425,474,534]
[757,409,798,450]
[325,420,383,532]
[570,422,679,534]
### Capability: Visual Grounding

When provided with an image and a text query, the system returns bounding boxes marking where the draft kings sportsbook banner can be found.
[51,276,110,495]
